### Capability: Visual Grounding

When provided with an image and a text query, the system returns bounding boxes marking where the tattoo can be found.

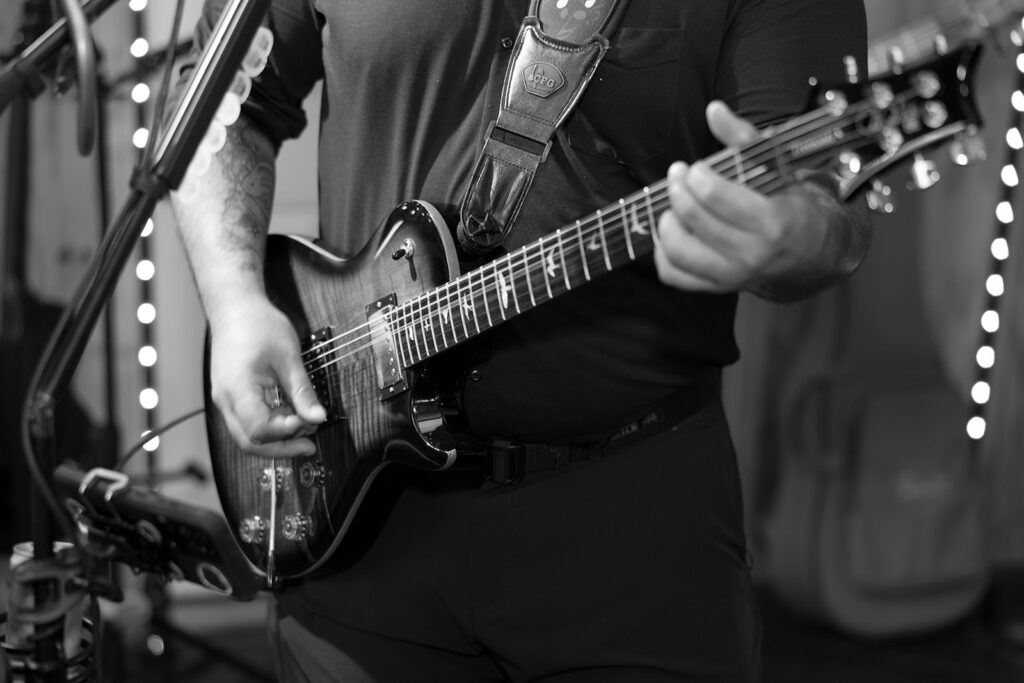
[217,120,275,267]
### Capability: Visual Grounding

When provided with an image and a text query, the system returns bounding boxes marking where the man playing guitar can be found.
[170,1,870,680]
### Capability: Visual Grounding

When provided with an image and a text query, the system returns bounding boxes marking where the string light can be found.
[967,27,1023,445]
[128,0,158,464]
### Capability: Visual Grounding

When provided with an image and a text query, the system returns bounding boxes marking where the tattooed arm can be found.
[170,117,325,458]
[172,118,275,323]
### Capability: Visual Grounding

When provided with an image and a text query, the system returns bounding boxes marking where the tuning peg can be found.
[837,151,863,178]
[887,45,906,73]
[949,130,988,165]
[933,34,950,56]
[844,55,860,83]
[907,153,940,190]
[865,179,896,214]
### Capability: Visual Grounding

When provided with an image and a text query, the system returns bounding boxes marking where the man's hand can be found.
[654,100,852,300]
[207,296,327,458]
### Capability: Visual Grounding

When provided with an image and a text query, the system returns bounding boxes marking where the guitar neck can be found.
[389,31,982,370]
[391,109,826,369]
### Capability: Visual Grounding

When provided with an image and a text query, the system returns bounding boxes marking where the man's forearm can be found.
[170,116,277,326]
[748,180,873,303]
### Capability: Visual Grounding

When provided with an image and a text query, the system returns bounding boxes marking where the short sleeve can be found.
[717,0,868,128]
[179,0,324,147]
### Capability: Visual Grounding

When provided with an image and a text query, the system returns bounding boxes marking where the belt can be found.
[483,372,721,485]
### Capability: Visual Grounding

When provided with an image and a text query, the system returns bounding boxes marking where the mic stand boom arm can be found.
[18,0,270,679]
[0,0,117,115]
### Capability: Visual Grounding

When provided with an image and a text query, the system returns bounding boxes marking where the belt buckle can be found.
[484,438,526,486]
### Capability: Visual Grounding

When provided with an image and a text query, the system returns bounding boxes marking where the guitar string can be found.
[300,195,679,374]
[298,37,972,369]
[297,92,899,374]
[299,87,925,374]
[295,104,846,365]
[302,89,926,376]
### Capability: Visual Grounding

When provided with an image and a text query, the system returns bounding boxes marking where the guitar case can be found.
[753,190,990,638]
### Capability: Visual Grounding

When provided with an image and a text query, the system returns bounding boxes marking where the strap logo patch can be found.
[523,63,565,97]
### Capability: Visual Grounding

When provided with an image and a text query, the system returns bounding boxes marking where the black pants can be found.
[271,398,761,682]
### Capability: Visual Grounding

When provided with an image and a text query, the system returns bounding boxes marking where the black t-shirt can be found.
[187,0,866,441]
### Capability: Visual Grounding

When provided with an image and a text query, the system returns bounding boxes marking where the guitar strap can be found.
[456,0,631,254]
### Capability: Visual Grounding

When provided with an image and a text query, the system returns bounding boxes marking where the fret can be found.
[643,188,658,238]
[492,260,508,321]
[505,255,522,315]
[477,268,494,329]
[450,279,468,342]
[391,308,411,369]
[465,274,482,336]
[407,302,425,363]
[539,238,554,301]
[596,210,612,272]
[769,141,790,186]
[523,245,538,308]
[423,294,440,355]
[575,219,591,282]
[733,148,747,185]
[620,199,635,261]
[451,281,466,343]
[436,288,451,349]
[556,229,571,291]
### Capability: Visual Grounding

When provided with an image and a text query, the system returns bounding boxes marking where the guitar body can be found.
[206,200,465,583]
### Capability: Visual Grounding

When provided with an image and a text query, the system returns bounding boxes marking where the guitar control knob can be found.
[299,462,327,488]
[282,514,315,543]
[259,465,293,492]
[239,516,267,545]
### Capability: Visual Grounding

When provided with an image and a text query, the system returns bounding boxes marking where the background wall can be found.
[0,0,1021,565]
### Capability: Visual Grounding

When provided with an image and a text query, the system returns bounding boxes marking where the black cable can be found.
[57,0,97,155]
[113,407,205,472]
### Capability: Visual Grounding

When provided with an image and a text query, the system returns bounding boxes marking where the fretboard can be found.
[387,103,850,370]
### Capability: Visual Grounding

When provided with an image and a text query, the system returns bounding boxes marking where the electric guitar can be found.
[206,44,984,587]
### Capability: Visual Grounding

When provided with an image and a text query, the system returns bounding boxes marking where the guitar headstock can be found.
[867,0,1024,76]
[778,42,983,210]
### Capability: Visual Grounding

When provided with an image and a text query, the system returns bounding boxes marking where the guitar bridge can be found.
[367,294,409,400]
[304,327,344,421]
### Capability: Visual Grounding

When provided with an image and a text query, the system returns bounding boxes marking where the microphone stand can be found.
[14,0,271,679]
[0,0,118,117]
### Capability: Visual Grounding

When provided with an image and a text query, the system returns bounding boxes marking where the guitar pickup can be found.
[366,294,409,401]
[303,327,344,421]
